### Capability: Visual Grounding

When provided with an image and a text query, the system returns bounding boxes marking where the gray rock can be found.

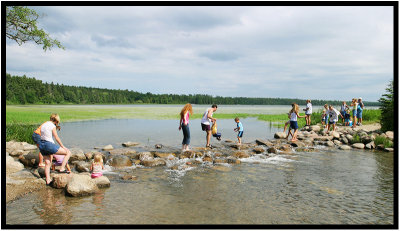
[290,141,306,148]
[314,136,333,141]
[385,131,394,140]
[109,155,132,168]
[74,161,91,173]
[102,145,114,151]
[365,141,376,149]
[330,131,340,139]
[92,176,111,188]
[384,148,394,152]
[339,145,352,150]
[52,173,74,189]
[155,144,163,149]
[65,174,99,197]
[326,141,334,147]
[346,134,353,142]
[352,143,365,149]
[341,137,349,144]
[141,158,167,167]
[274,132,287,139]
[255,139,274,147]
[333,140,342,146]
[310,125,321,132]
[122,142,140,147]
[18,152,40,167]
[139,152,154,161]
[69,148,87,161]
[6,156,24,174]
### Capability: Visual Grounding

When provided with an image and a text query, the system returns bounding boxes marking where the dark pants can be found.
[182,124,190,145]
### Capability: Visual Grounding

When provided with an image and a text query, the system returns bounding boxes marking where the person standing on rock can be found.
[201,104,217,148]
[340,101,348,123]
[179,103,193,151]
[303,99,312,126]
[350,98,358,128]
[286,103,305,142]
[38,114,71,185]
[327,105,342,131]
[357,97,364,126]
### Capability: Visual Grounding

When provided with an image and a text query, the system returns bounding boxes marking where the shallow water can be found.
[6,147,393,224]
[56,117,281,150]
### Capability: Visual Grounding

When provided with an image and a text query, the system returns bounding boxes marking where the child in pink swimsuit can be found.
[90,154,104,178]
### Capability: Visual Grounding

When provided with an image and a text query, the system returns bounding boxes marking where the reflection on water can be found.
[6,148,393,225]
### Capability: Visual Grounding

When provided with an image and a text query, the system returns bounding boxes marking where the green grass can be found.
[6,105,382,143]
[374,135,393,148]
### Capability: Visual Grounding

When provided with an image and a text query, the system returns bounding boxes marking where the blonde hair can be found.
[180,103,193,118]
[50,114,60,124]
[94,154,103,163]
[290,103,299,114]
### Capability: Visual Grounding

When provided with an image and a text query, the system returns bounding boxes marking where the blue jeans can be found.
[181,123,190,145]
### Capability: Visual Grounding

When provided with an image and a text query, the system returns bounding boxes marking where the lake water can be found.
[5,105,392,225]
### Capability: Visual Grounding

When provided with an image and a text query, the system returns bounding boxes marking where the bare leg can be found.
[37,144,45,167]
[206,130,211,147]
[283,122,289,132]
[44,155,52,184]
[55,147,71,172]
[291,129,298,141]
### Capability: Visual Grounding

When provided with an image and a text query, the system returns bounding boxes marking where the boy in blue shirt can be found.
[234,117,244,144]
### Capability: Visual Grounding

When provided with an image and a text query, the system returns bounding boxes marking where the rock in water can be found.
[92,176,111,188]
[66,174,98,197]
[155,144,163,149]
[339,145,352,150]
[352,143,365,149]
[122,142,140,147]
[102,145,114,151]
[274,132,287,139]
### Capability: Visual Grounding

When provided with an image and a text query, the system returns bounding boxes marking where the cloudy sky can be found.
[5,5,394,102]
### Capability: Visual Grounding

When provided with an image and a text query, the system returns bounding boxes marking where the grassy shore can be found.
[6,105,381,143]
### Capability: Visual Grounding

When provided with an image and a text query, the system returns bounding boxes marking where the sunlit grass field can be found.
[6,105,381,143]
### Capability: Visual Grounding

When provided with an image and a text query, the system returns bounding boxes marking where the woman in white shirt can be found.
[39,114,71,185]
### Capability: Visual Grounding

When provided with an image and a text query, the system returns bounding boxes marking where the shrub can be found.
[374,135,393,148]
[352,134,361,144]
[378,81,394,132]
[6,122,38,143]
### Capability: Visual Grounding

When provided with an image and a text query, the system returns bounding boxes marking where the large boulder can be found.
[341,137,349,144]
[274,132,287,139]
[65,174,98,197]
[51,173,74,189]
[310,125,321,132]
[73,161,91,173]
[385,131,394,141]
[365,141,376,150]
[339,145,352,150]
[330,131,340,139]
[109,155,132,168]
[6,156,25,174]
[18,152,40,167]
[352,143,365,149]
[92,176,111,188]
[69,148,87,161]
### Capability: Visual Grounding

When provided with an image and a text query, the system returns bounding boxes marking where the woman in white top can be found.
[39,114,71,185]
[200,104,217,148]
[303,99,312,126]
[286,103,305,142]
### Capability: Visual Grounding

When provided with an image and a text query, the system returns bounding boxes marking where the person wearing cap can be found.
[357,98,364,126]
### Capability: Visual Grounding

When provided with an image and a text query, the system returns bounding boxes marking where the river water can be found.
[5,105,393,225]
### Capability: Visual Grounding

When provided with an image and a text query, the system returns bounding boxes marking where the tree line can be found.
[6,73,381,106]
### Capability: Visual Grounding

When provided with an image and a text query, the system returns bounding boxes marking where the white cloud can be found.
[6,5,394,101]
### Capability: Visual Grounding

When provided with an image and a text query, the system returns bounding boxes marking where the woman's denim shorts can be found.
[39,140,60,156]
[32,133,41,144]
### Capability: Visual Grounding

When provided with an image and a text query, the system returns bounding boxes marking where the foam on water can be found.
[240,154,297,165]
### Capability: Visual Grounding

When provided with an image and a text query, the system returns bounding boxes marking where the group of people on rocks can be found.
[284,98,365,142]
[179,104,244,152]
[32,114,104,185]
[33,100,365,185]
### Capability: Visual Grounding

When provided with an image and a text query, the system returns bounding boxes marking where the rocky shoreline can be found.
[6,123,393,203]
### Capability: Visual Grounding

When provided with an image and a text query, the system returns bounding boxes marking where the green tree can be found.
[6,6,64,51]
[378,80,394,132]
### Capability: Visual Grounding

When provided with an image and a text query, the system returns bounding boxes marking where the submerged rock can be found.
[141,159,166,167]
[122,142,140,147]
[109,155,132,168]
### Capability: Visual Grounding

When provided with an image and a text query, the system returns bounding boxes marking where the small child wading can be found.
[90,154,104,178]
[233,117,244,144]
[211,121,222,141]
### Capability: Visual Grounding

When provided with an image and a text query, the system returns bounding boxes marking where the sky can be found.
[5,5,394,102]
